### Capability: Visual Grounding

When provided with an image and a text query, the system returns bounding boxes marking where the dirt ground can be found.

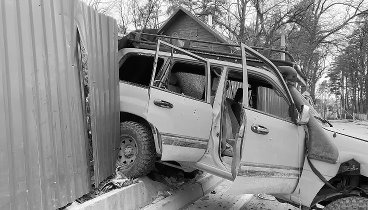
[184,180,298,210]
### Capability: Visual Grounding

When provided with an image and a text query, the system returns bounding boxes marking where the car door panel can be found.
[227,108,304,194]
[242,109,300,166]
[148,40,212,162]
[224,44,305,195]
[148,87,212,162]
[194,68,236,180]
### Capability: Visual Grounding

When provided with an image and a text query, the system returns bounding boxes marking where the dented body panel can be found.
[227,107,304,195]
[289,85,339,164]
[288,128,368,206]
[147,87,212,162]
[231,175,299,195]
[324,127,368,177]
[118,44,368,209]
[285,88,368,207]
[120,82,149,118]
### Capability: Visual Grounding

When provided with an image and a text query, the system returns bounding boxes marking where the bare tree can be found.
[288,0,367,100]
[86,0,117,14]
[328,16,368,115]
[116,0,130,34]
[128,0,162,30]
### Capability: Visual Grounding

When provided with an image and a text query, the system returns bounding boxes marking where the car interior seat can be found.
[231,88,243,124]
[168,74,182,93]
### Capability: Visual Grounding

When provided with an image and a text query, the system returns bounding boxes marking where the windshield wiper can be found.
[314,116,333,127]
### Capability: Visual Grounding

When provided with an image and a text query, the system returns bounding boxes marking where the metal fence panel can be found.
[0,0,119,209]
[77,1,120,186]
[257,87,290,119]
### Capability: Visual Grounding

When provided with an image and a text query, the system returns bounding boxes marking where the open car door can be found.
[194,61,245,181]
[227,44,303,195]
[195,43,303,195]
[148,40,212,162]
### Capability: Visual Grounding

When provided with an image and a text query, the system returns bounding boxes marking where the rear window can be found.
[119,54,164,86]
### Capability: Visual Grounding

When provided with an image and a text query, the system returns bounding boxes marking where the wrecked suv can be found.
[117,34,368,209]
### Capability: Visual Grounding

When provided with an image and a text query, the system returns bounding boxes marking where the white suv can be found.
[117,39,368,209]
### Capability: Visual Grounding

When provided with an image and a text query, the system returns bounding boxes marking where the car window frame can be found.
[151,57,210,104]
[248,73,294,124]
[119,52,166,88]
[224,65,295,124]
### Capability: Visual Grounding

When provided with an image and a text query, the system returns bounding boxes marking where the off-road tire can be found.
[324,196,368,210]
[116,121,156,178]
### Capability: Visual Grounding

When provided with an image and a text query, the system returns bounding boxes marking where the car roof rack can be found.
[120,32,296,61]
[118,31,307,82]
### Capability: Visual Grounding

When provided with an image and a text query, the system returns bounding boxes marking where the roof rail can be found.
[122,32,296,63]
[119,31,306,82]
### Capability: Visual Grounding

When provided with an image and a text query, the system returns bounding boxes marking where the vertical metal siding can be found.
[0,0,119,209]
[79,1,120,185]
[258,87,290,119]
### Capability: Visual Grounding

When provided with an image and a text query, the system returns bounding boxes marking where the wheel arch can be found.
[310,159,368,207]
[120,112,162,155]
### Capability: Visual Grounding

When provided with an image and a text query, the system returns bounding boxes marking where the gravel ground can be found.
[185,181,298,210]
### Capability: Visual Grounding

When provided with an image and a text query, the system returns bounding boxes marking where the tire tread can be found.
[324,196,368,210]
[116,121,156,178]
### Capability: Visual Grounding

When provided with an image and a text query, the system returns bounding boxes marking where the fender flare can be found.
[120,112,162,155]
[309,159,367,206]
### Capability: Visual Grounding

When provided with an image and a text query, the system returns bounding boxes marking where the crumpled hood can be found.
[322,123,368,171]
[323,125,368,142]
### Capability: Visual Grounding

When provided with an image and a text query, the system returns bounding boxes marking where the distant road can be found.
[330,120,368,140]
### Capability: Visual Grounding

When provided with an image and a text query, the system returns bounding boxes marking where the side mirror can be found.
[298,105,310,125]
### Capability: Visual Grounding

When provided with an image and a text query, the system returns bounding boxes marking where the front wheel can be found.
[324,196,368,210]
[116,121,156,178]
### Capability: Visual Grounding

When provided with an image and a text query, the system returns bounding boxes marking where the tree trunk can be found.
[309,79,316,102]
[365,71,368,114]
[237,0,248,43]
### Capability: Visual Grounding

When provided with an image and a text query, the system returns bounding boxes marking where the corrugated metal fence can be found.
[258,87,290,120]
[0,0,119,209]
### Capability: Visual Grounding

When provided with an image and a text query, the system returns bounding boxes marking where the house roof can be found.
[158,6,234,45]
[155,7,307,86]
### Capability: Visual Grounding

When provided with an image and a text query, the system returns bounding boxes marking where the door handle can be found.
[251,124,269,135]
[153,100,173,109]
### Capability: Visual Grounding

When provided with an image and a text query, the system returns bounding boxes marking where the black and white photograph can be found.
[0,0,368,209]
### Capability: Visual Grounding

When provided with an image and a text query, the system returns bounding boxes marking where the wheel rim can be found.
[118,135,138,169]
